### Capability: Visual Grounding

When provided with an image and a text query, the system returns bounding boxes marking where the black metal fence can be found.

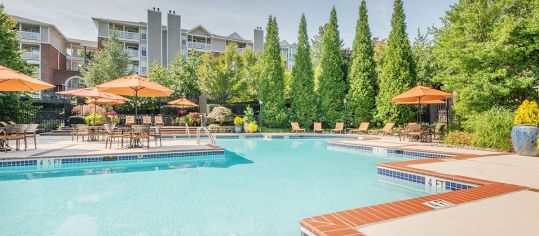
[0,108,66,132]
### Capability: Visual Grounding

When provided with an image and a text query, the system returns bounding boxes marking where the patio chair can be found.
[103,123,126,149]
[125,116,136,126]
[434,124,446,140]
[73,124,89,142]
[150,126,162,147]
[5,124,28,151]
[154,115,164,126]
[405,124,423,142]
[142,116,152,126]
[350,122,370,134]
[130,125,150,148]
[331,122,344,134]
[24,124,39,149]
[290,122,306,133]
[313,122,324,133]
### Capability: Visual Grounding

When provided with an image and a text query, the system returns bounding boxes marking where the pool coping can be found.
[300,140,528,236]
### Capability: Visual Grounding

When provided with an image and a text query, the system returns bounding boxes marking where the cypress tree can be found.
[259,16,288,128]
[290,14,317,128]
[347,0,378,123]
[375,0,416,124]
[318,7,346,126]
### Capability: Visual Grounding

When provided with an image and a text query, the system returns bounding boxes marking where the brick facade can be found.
[40,44,67,85]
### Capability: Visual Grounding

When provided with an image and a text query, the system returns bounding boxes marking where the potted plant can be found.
[176,109,188,126]
[106,110,120,124]
[243,106,255,131]
[246,121,258,133]
[234,116,243,133]
[512,100,539,156]
[186,112,202,126]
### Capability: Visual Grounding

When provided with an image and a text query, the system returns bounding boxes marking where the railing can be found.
[188,41,211,50]
[127,49,139,58]
[196,126,216,145]
[17,31,40,41]
[110,30,140,40]
[21,51,40,61]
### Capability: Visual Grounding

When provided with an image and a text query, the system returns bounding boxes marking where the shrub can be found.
[514,100,539,126]
[67,116,85,125]
[207,106,232,124]
[243,106,255,124]
[246,122,258,133]
[186,112,202,126]
[464,107,514,151]
[444,131,474,146]
[234,116,243,125]
[84,113,104,125]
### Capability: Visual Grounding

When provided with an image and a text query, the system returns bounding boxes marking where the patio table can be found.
[87,125,103,141]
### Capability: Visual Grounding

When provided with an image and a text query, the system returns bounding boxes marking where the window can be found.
[65,76,84,90]
[182,39,186,45]
[141,48,147,56]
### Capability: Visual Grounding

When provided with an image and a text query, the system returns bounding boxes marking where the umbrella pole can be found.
[134,89,138,124]
[94,101,96,126]
[418,97,422,124]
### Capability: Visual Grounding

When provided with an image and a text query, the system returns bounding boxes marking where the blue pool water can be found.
[0,138,440,235]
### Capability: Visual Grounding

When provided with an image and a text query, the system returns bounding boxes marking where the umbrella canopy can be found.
[0,65,54,91]
[394,98,446,105]
[96,74,174,97]
[56,87,129,101]
[392,85,453,103]
[168,97,198,107]
[86,98,127,105]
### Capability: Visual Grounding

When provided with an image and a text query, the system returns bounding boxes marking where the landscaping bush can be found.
[67,116,85,126]
[161,105,181,116]
[444,131,474,146]
[207,106,232,125]
[84,113,104,125]
[243,106,255,124]
[463,107,514,151]
[514,100,539,126]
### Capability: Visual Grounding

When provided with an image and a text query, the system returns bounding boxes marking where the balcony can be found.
[17,31,40,42]
[188,41,211,51]
[110,30,140,41]
[21,51,40,61]
[127,49,139,58]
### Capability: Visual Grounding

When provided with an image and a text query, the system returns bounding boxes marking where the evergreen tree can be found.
[290,14,317,128]
[347,0,378,123]
[241,47,261,101]
[413,29,438,87]
[81,35,130,87]
[375,0,417,124]
[259,16,288,128]
[318,7,346,126]
[310,25,325,69]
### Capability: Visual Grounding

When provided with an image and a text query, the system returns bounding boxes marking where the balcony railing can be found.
[188,41,211,50]
[110,30,140,41]
[21,51,40,61]
[127,49,139,58]
[17,31,40,42]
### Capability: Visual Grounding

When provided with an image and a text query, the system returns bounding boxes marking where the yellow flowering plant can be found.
[514,100,539,126]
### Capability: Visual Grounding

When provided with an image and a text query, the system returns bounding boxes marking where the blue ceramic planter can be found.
[511,125,539,157]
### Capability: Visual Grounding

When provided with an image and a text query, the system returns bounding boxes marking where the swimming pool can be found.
[0,137,444,235]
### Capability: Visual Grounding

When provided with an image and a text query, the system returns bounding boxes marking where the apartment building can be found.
[280,40,297,69]
[11,15,97,96]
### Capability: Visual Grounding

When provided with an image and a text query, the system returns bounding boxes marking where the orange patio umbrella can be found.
[86,98,127,105]
[0,65,54,91]
[168,97,198,108]
[96,74,174,117]
[392,85,453,123]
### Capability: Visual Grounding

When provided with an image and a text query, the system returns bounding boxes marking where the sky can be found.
[2,0,458,47]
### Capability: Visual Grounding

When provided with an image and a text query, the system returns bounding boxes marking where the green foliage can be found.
[234,116,243,125]
[241,48,262,101]
[463,107,514,151]
[514,100,539,126]
[198,43,244,104]
[84,113,104,125]
[310,25,325,70]
[148,50,202,99]
[347,0,378,123]
[81,35,130,87]
[433,0,539,118]
[0,5,29,73]
[290,14,317,128]
[318,7,346,126]
[413,29,438,87]
[375,0,417,124]
[259,16,288,128]
[243,106,255,124]
[67,116,85,125]
[444,131,474,147]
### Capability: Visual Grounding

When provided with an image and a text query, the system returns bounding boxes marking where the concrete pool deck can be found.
[0,135,220,160]
[301,136,539,236]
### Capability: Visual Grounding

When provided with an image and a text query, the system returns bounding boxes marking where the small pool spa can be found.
[0,137,449,235]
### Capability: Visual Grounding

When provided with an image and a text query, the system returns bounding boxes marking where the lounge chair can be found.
[142,116,152,126]
[313,122,324,133]
[291,122,306,133]
[154,115,164,126]
[374,123,395,136]
[0,121,9,127]
[7,121,16,125]
[125,116,136,126]
[331,122,344,134]
[350,122,370,134]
